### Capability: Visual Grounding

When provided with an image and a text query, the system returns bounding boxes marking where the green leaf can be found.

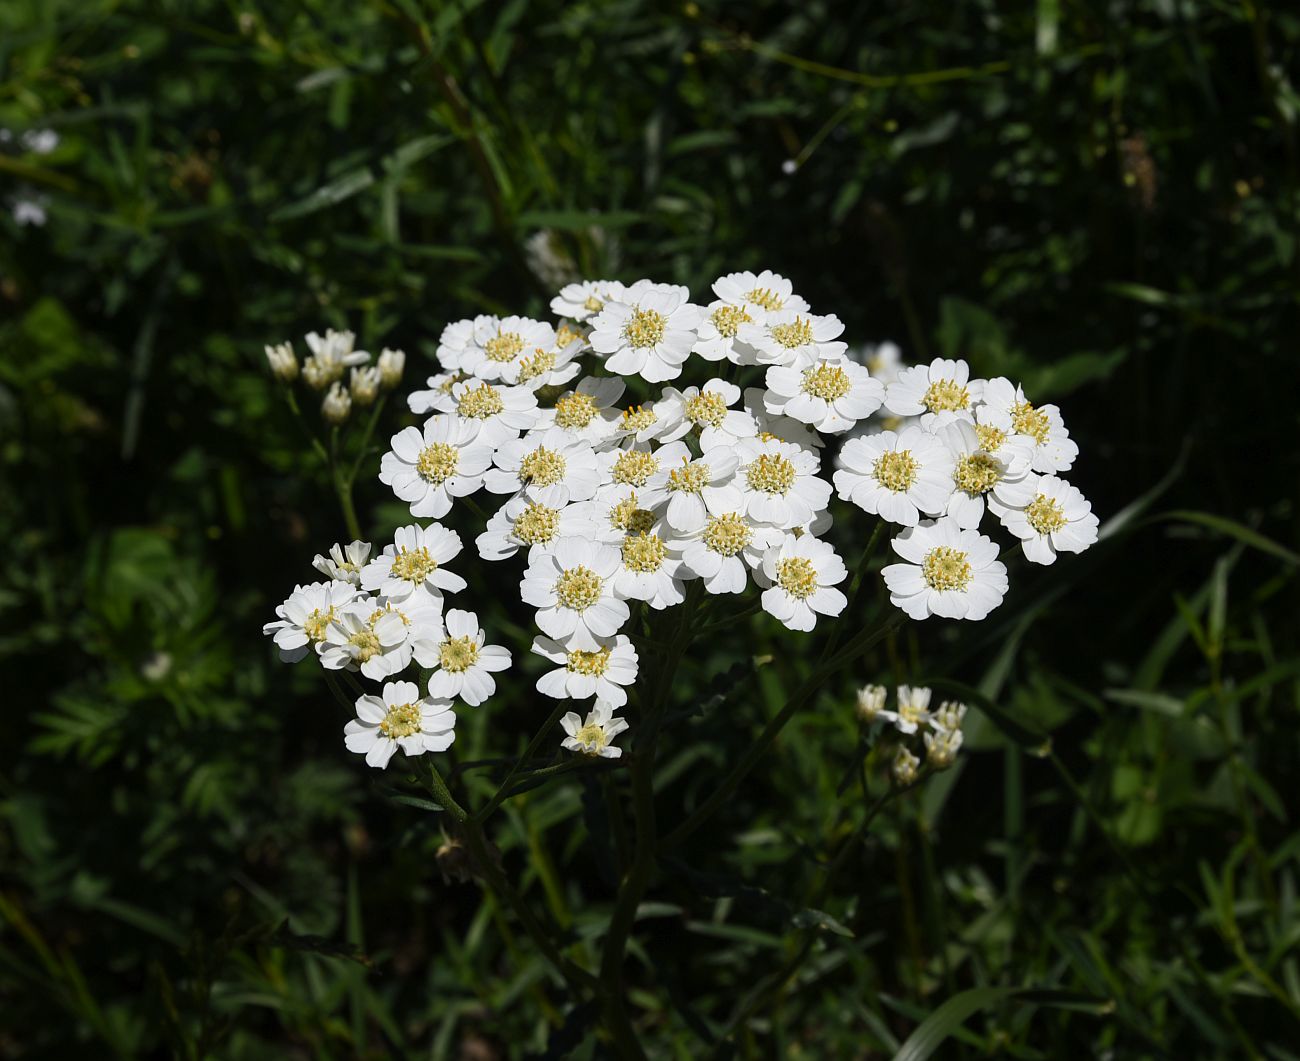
[270,168,375,221]
[1156,510,1299,567]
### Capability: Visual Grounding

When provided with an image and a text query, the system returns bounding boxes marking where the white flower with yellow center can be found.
[647,441,743,533]
[476,494,595,561]
[610,516,688,609]
[653,378,758,450]
[742,387,826,450]
[679,511,776,594]
[413,608,512,706]
[882,517,1007,621]
[532,634,639,707]
[763,352,884,434]
[885,357,985,428]
[755,533,848,632]
[834,426,956,527]
[737,309,846,367]
[891,746,921,786]
[572,484,662,545]
[407,370,467,415]
[511,325,586,391]
[551,279,627,322]
[263,580,359,663]
[520,539,630,650]
[734,435,832,529]
[560,700,629,759]
[346,593,444,679]
[937,420,1037,530]
[485,428,602,508]
[612,401,672,446]
[446,379,541,447]
[304,327,370,374]
[380,414,495,519]
[319,600,429,680]
[991,473,1098,565]
[360,523,467,603]
[980,377,1079,473]
[537,376,626,447]
[312,540,371,586]
[344,680,456,770]
[462,315,557,382]
[924,726,964,769]
[589,280,705,383]
[855,684,888,722]
[694,298,759,363]
[435,315,495,372]
[849,341,904,386]
[696,270,808,363]
[877,684,933,735]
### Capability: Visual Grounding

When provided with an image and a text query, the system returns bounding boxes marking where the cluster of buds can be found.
[856,683,968,784]
[264,329,407,425]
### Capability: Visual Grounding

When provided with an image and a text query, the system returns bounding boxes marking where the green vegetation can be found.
[2,1,1298,1057]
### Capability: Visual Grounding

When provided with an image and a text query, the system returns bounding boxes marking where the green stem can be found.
[347,395,388,484]
[329,427,364,541]
[475,700,573,823]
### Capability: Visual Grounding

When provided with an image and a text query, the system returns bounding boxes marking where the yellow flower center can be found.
[776,556,818,599]
[610,495,654,534]
[801,363,851,401]
[620,404,658,432]
[573,723,608,753]
[439,635,480,673]
[923,379,970,412]
[517,349,555,382]
[567,647,611,675]
[746,453,796,495]
[711,304,752,337]
[583,295,603,313]
[1025,493,1067,534]
[667,460,710,493]
[872,450,919,492]
[954,453,1002,495]
[458,383,504,419]
[303,607,334,642]
[555,392,598,429]
[556,323,584,348]
[379,701,423,739]
[922,546,972,591]
[513,502,560,544]
[438,372,465,394]
[1011,400,1050,444]
[703,512,751,557]
[975,424,1007,451]
[519,446,567,487]
[555,566,604,610]
[623,308,667,348]
[416,442,460,484]
[770,317,814,349]
[621,532,667,573]
[611,449,659,486]
[389,546,438,583]
[347,629,382,662]
[485,331,525,363]
[685,391,728,428]
[746,286,784,311]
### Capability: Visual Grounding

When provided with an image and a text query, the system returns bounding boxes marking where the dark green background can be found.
[2,1,1298,1057]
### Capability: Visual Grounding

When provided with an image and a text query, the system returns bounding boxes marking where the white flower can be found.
[461,316,556,382]
[265,342,298,382]
[763,353,884,434]
[350,365,381,405]
[360,524,467,603]
[533,635,639,707]
[263,580,359,662]
[407,371,467,415]
[708,271,809,344]
[380,414,495,519]
[756,533,848,632]
[879,684,933,735]
[512,326,585,391]
[734,435,832,530]
[884,357,984,428]
[991,474,1098,565]
[485,428,602,508]
[647,442,742,534]
[938,420,1037,530]
[574,484,661,544]
[611,401,672,446]
[344,680,456,769]
[520,539,630,650]
[834,426,956,527]
[560,701,629,758]
[320,601,431,680]
[538,376,626,447]
[447,379,542,447]
[891,746,921,786]
[980,378,1078,473]
[321,382,351,424]
[306,328,370,367]
[313,540,372,585]
[932,700,968,732]
[435,316,494,372]
[742,387,825,450]
[551,279,627,322]
[653,378,757,449]
[924,727,963,769]
[377,348,405,389]
[680,511,775,594]
[851,341,904,385]
[11,196,47,226]
[882,518,1008,621]
[738,309,846,367]
[597,444,670,510]
[413,608,512,706]
[855,684,887,722]
[589,280,705,383]
[476,494,594,561]
[21,129,59,154]
[610,518,688,609]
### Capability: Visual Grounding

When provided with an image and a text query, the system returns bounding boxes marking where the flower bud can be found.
[933,700,967,733]
[350,365,381,406]
[377,347,406,389]
[855,683,887,722]
[302,354,343,391]
[891,746,920,787]
[923,727,963,770]
[264,341,298,383]
[321,381,351,424]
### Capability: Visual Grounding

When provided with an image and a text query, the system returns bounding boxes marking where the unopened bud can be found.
[264,341,298,383]
[891,746,920,787]
[933,700,967,732]
[302,354,342,391]
[377,347,405,389]
[923,727,963,770]
[855,684,887,722]
[350,365,381,406]
[321,381,351,424]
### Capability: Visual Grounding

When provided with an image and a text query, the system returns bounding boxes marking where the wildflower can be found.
[924,727,963,769]
[756,533,848,632]
[992,474,1098,565]
[407,370,467,415]
[537,376,625,447]
[435,316,493,372]
[855,684,887,722]
[415,609,512,706]
[265,342,298,382]
[589,280,705,383]
[653,378,758,450]
[361,524,467,603]
[742,387,826,451]
[533,635,640,707]
[313,540,372,585]
[881,684,933,734]
[891,746,921,786]
[461,317,555,382]
[680,511,778,595]
[344,680,456,769]
[303,328,369,390]
[520,539,630,650]
[647,443,743,534]
[763,353,884,434]
[932,700,967,732]
[560,701,629,758]
[551,279,627,322]
[350,365,381,405]
[321,382,351,424]
[609,517,689,609]
[734,435,832,530]
[485,428,602,508]
[377,348,405,389]
[980,377,1078,474]
[738,309,846,367]
[882,518,1008,621]
[885,357,984,429]
[446,379,542,447]
[380,414,494,520]
[263,580,359,662]
[476,494,595,561]
[834,426,956,527]
[320,603,430,680]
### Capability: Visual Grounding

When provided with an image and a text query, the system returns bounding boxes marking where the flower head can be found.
[344,680,456,769]
[560,701,629,758]
[882,518,1008,621]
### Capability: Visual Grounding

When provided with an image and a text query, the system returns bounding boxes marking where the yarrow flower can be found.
[756,532,848,631]
[381,415,495,519]
[414,609,512,706]
[560,701,629,758]
[532,635,639,707]
[345,680,457,769]
[590,280,704,383]
[882,518,1008,621]
[313,540,371,585]
[361,524,467,603]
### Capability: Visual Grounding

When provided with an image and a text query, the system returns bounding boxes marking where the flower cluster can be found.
[264,327,407,423]
[264,270,1097,770]
[856,683,969,782]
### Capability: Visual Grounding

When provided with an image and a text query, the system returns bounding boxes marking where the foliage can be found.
[2,0,1298,1057]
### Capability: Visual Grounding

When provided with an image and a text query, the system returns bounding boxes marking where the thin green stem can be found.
[329,426,364,540]
[475,700,573,822]
[346,395,388,484]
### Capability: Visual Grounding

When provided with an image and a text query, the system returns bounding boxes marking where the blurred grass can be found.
[1,0,1298,1057]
